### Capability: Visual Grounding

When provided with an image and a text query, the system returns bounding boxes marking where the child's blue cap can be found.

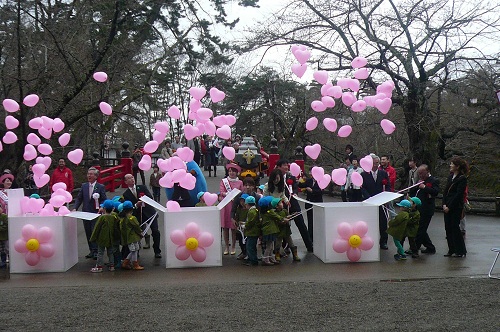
[113,201,121,210]
[112,195,121,202]
[197,191,205,200]
[117,203,124,213]
[396,199,412,208]
[122,201,134,209]
[258,196,273,207]
[102,200,114,210]
[258,185,265,190]
[241,194,249,200]
[271,197,282,208]
[245,196,256,204]
[409,197,422,206]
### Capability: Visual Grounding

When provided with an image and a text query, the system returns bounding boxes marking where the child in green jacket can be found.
[90,200,120,272]
[260,197,281,266]
[273,198,301,263]
[387,199,412,261]
[120,201,144,270]
[243,196,260,266]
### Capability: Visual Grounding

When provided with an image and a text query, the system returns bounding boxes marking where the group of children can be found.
[387,196,422,261]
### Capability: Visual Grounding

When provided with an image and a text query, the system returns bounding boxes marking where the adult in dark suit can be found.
[73,167,107,259]
[360,154,391,249]
[411,164,439,254]
[276,159,313,252]
[298,174,323,243]
[122,173,162,258]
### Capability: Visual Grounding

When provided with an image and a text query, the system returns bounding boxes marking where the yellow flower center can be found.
[26,238,40,252]
[348,235,362,248]
[185,237,199,251]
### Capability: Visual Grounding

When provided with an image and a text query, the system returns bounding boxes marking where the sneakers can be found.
[404,249,413,255]
[394,254,407,261]
[91,266,103,273]
[236,253,247,260]
[108,264,115,272]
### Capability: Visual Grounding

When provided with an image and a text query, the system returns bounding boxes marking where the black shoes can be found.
[85,253,93,259]
[421,248,436,254]
[380,244,389,250]
[154,253,162,258]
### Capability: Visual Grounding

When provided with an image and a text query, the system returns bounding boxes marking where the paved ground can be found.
[1,166,499,331]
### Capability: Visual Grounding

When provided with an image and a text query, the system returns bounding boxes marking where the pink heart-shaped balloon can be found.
[49,195,66,208]
[327,85,343,99]
[20,196,31,214]
[311,166,325,181]
[203,192,219,206]
[143,140,159,154]
[37,143,53,156]
[189,87,206,101]
[67,149,84,165]
[167,105,181,119]
[2,99,20,112]
[341,92,356,106]
[26,133,41,146]
[375,98,392,114]
[289,163,301,177]
[337,125,352,138]
[189,99,201,112]
[321,96,335,108]
[170,156,186,170]
[323,118,338,132]
[311,100,326,112]
[291,63,307,78]
[166,200,181,212]
[5,115,19,130]
[188,110,200,122]
[197,108,213,122]
[0,141,3,153]
[351,100,367,112]
[58,206,71,216]
[32,163,46,177]
[52,118,65,132]
[209,87,226,103]
[331,168,347,186]
[380,119,396,135]
[225,115,236,126]
[93,71,108,82]
[351,56,368,69]
[52,183,68,192]
[34,174,50,188]
[222,146,235,161]
[321,83,334,96]
[28,117,43,130]
[41,116,54,129]
[38,157,52,170]
[23,144,37,161]
[377,81,395,95]
[204,121,216,136]
[360,155,373,172]
[99,102,112,115]
[138,154,152,171]
[179,173,196,190]
[313,70,329,85]
[346,79,360,92]
[337,78,349,90]
[23,94,40,107]
[58,133,71,147]
[176,147,194,162]
[154,121,170,133]
[183,124,200,140]
[305,117,318,131]
[304,144,321,160]
[363,95,376,107]
[159,172,174,188]
[216,125,231,140]
[351,171,364,187]
[212,115,226,127]
[152,130,167,143]
[293,49,311,65]
[38,127,52,140]
[318,174,331,190]
[354,68,369,80]
[2,131,18,144]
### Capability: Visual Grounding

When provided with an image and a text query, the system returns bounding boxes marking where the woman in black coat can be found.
[442,157,468,257]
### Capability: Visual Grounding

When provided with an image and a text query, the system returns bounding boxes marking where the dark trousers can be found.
[379,206,388,246]
[83,218,98,254]
[341,190,347,202]
[348,189,363,202]
[305,203,314,243]
[152,186,161,202]
[290,198,313,251]
[236,231,246,255]
[416,213,436,251]
[246,236,259,265]
[150,217,161,255]
[133,167,146,185]
[444,210,467,255]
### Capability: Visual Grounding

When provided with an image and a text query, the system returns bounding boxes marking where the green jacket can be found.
[387,211,410,241]
[275,209,291,239]
[0,213,8,241]
[244,207,260,237]
[407,210,420,238]
[90,214,119,248]
[120,214,142,245]
[235,206,248,223]
[261,209,280,236]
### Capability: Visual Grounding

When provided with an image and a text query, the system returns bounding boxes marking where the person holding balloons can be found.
[345,156,364,202]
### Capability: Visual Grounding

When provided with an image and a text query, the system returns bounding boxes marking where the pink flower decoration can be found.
[14,224,55,266]
[170,222,214,262]
[332,221,374,262]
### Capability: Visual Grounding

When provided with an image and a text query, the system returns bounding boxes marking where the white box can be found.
[297,192,402,263]
[142,189,241,268]
[7,189,79,273]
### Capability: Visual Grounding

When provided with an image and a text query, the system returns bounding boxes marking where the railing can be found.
[95,158,132,193]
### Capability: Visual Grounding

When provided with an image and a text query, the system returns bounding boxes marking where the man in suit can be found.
[360,154,391,250]
[122,173,162,258]
[276,159,314,252]
[298,173,323,243]
[73,167,107,259]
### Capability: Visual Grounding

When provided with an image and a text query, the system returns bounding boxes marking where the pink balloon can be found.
[222,146,235,161]
[321,96,335,108]
[198,232,214,247]
[52,182,67,192]
[2,98,20,112]
[212,115,226,127]
[29,117,43,130]
[318,174,331,190]
[32,164,46,177]
[29,198,44,214]
[37,227,53,243]
[341,92,356,106]
[332,168,347,186]
[179,173,196,190]
[38,127,52,139]
[93,71,108,82]
[291,63,307,78]
[154,121,170,133]
[306,117,318,131]
[170,156,186,170]
[34,174,50,188]
[337,222,353,239]
[5,115,19,129]
[171,169,187,183]
[14,239,28,253]
[22,224,38,239]
[375,98,392,114]
[346,247,362,262]
[58,133,71,147]
[311,166,325,181]
[354,68,369,80]
[2,131,18,144]
[159,172,174,188]
[359,236,374,251]
[353,221,368,237]
[191,247,207,262]
[203,192,218,206]
[41,116,54,129]
[209,87,226,103]
[23,144,37,161]
[351,171,364,187]
[138,154,152,171]
[38,243,55,258]
[345,79,360,92]
[291,44,306,53]
[183,124,200,140]
[289,163,301,177]
[26,133,41,146]
[20,196,30,214]
[323,118,338,132]
[0,141,2,153]
[166,200,181,212]
[23,94,40,107]
[52,118,65,133]
[99,102,112,115]
[189,87,206,100]
[332,238,349,253]
[25,251,41,266]
[189,99,201,112]
[184,222,200,238]
[144,141,159,154]
[67,149,84,165]
[377,81,395,95]
[197,108,213,122]
[327,86,343,99]
[37,143,53,156]
[313,70,329,85]
[363,95,377,107]
[216,125,231,140]
[58,205,71,216]
[381,119,396,134]
[351,56,368,69]
[321,83,334,96]
[351,100,367,112]
[311,100,326,112]
[225,115,236,126]
[337,125,352,138]
[175,246,191,260]
[152,130,167,143]
[170,229,186,245]
[204,121,216,136]
[293,49,311,65]
[49,195,66,208]
[176,147,194,162]
[40,204,55,216]
[360,155,373,172]
[336,78,349,90]
[167,105,181,119]
[304,144,321,160]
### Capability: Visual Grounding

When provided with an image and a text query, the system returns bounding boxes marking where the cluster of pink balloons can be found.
[14,224,55,266]
[19,182,72,216]
[291,45,311,78]
[170,222,214,263]
[332,221,374,262]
